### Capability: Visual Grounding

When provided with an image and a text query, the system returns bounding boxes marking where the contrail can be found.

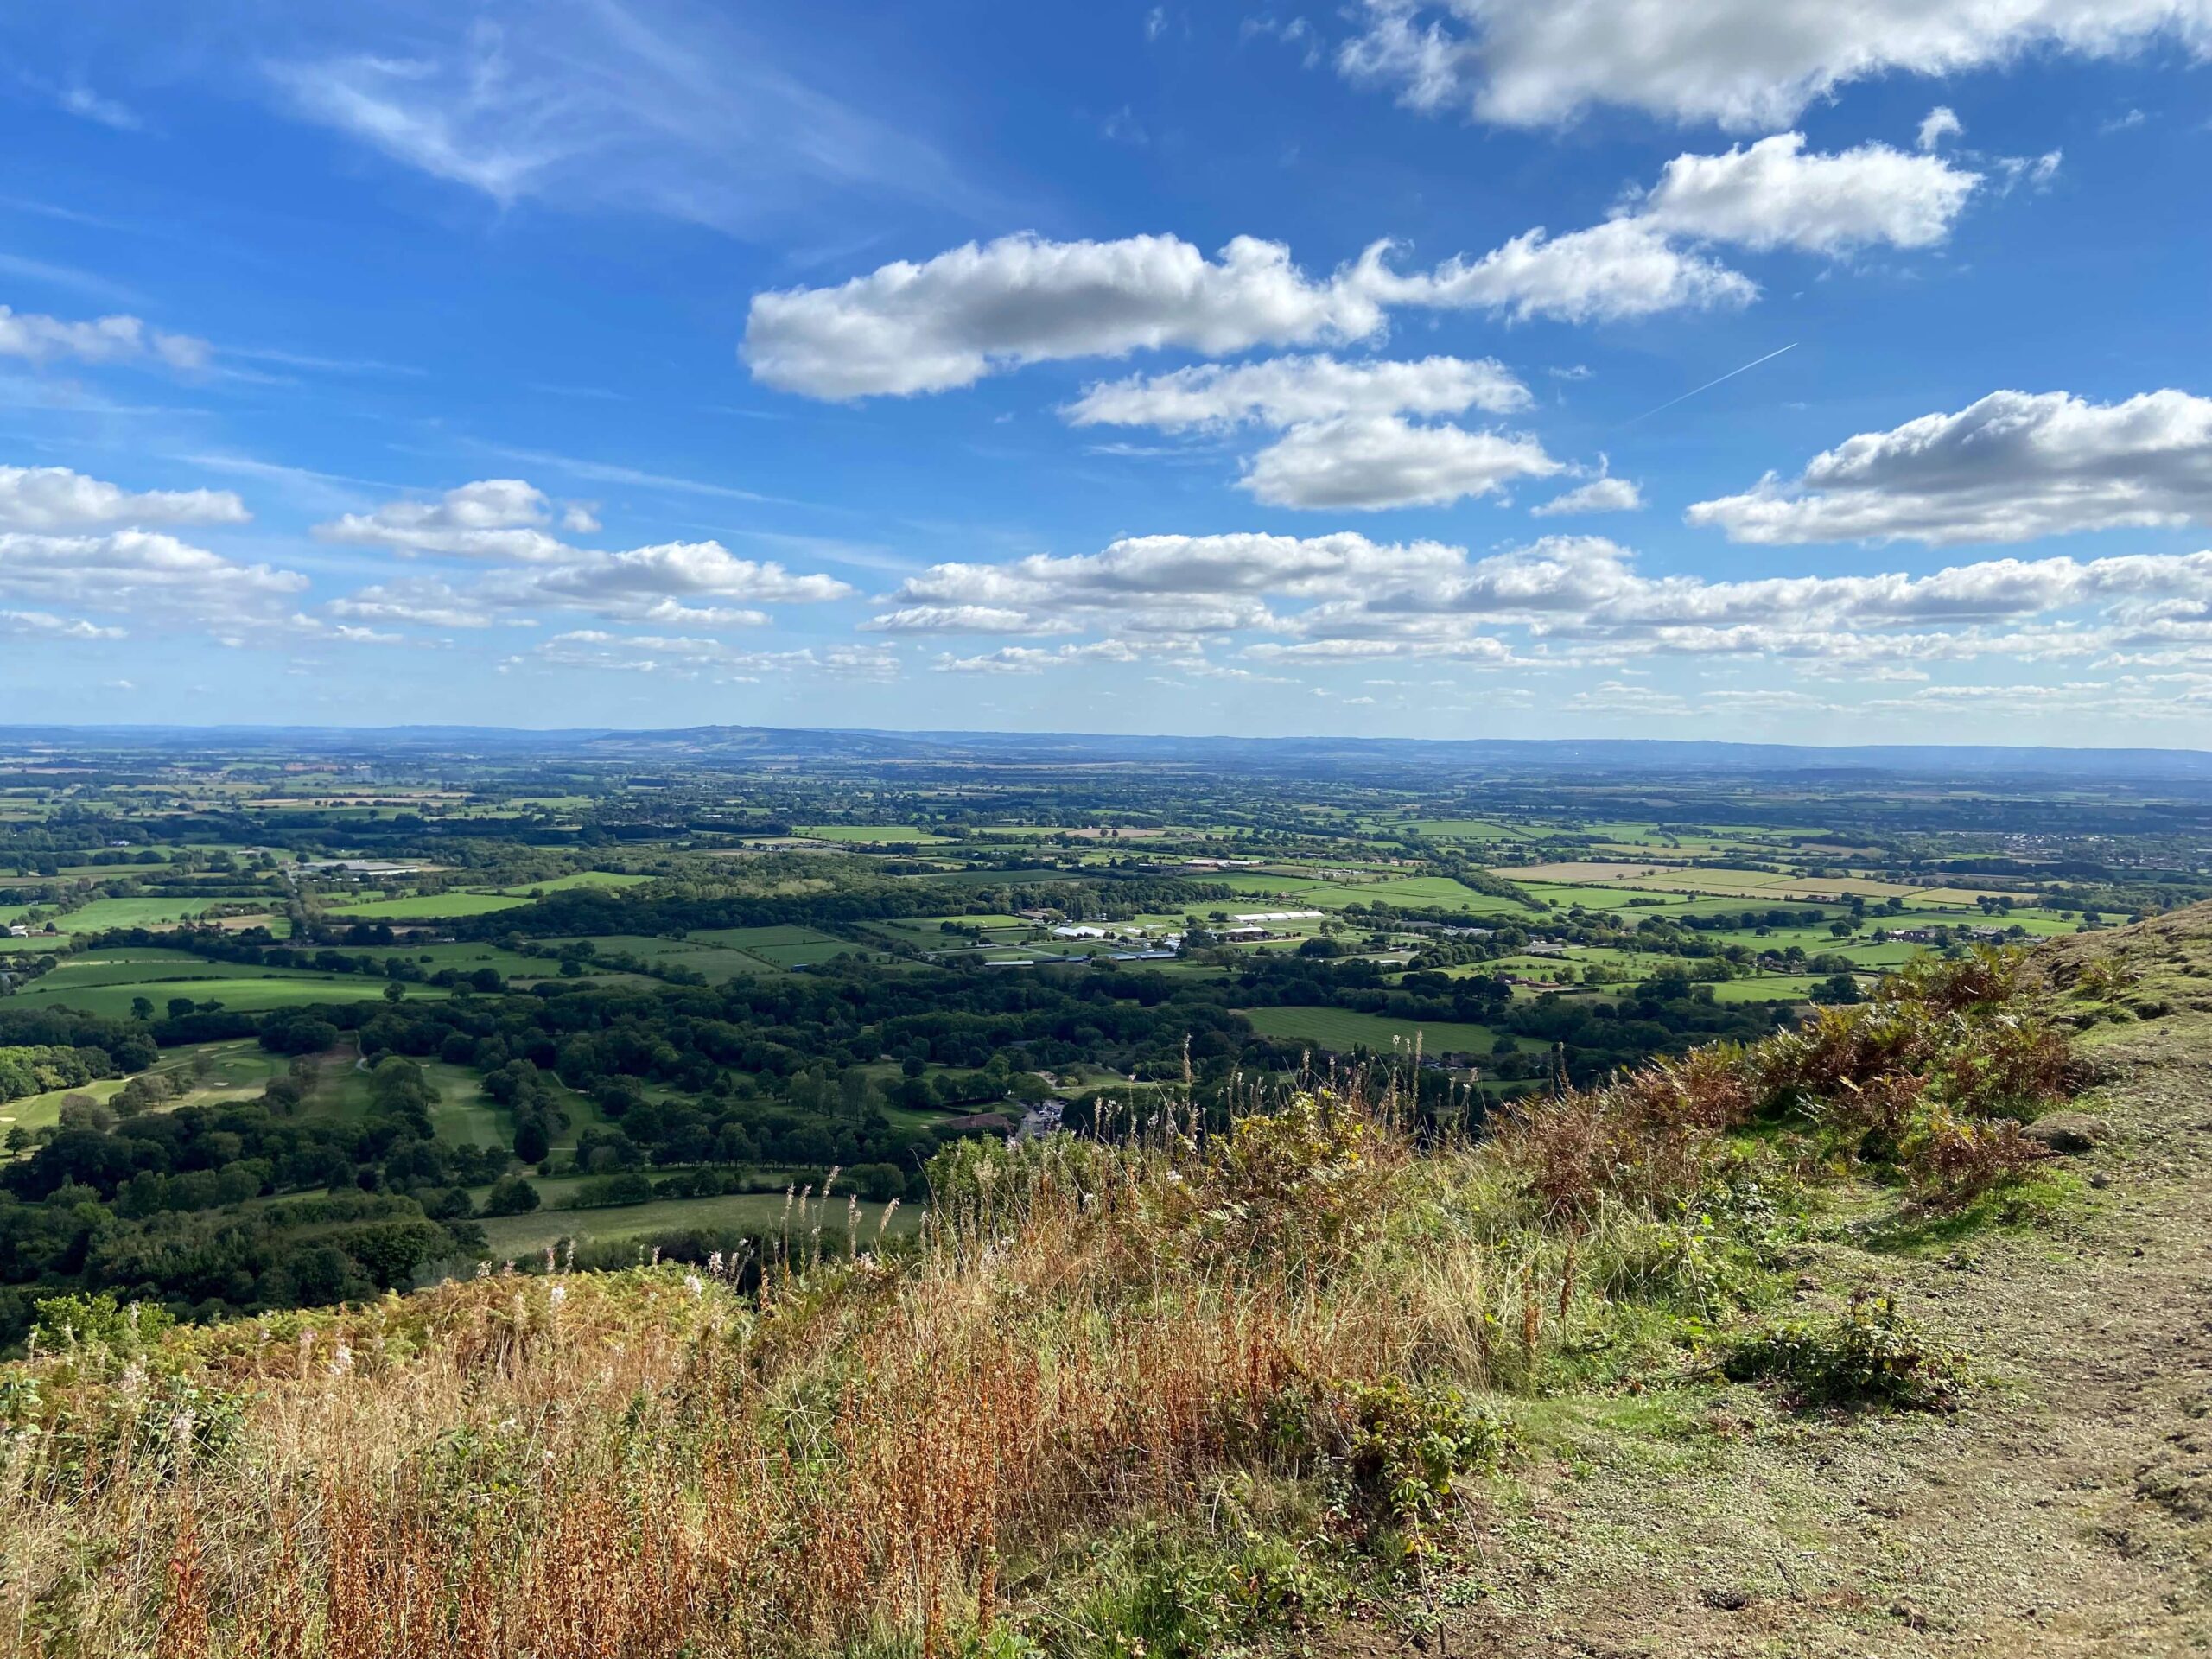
[1620,342,1797,427]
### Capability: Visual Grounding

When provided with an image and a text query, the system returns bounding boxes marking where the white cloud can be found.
[1065,353,1529,429]
[1357,219,1756,324]
[1336,0,2212,131]
[931,639,1183,674]
[1688,389,2212,545]
[0,609,126,641]
[1917,105,1964,149]
[861,605,1080,635]
[52,84,143,131]
[514,631,899,680]
[0,466,249,531]
[1993,149,2065,192]
[489,541,854,626]
[0,531,307,630]
[1532,474,1644,516]
[264,3,972,234]
[882,531,1467,637]
[317,480,855,631]
[326,577,498,631]
[1068,353,1553,510]
[315,479,571,561]
[1239,413,1559,509]
[0,304,210,370]
[743,232,1388,398]
[879,524,2212,677]
[1638,133,1980,253]
[748,129,1985,402]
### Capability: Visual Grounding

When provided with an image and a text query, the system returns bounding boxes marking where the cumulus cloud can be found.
[744,233,1387,398]
[1688,389,2212,545]
[0,304,211,370]
[1065,353,1529,429]
[1335,0,2212,131]
[877,530,1468,637]
[487,541,854,626]
[932,639,1188,674]
[0,531,307,630]
[326,577,499,631]
[1239,414,1559,508]
[1637,133,1980,252]
[746,128,1990,402]
[1532,474,1644,516]
[0,608,127,641]
[861,605,1080,635]
[872,524,2212,676]
[317,480,855,632]
[1068,353,1554,509]
[315,479,573,561]
[0,466,249,531]
[1357,219,1755,323]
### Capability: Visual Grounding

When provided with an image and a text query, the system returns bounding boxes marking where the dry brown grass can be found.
[0,948,2095,1657]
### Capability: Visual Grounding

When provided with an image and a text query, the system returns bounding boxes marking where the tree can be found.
[383,981,405,1003]
[483,1174,541,1216]
[130,997,155,1023]
[514,1118,550,1165]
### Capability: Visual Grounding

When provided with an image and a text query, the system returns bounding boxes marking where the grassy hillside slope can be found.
[4,914,2210,1656]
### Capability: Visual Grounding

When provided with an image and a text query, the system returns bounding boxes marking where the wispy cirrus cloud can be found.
[264,1,982,234]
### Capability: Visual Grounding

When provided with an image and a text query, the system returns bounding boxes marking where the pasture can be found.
[1236,1005,1535,1058]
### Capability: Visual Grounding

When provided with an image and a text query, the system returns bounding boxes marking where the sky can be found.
[3,1,2211,745]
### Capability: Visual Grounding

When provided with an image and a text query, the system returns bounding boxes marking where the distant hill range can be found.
[3,723,2211,784]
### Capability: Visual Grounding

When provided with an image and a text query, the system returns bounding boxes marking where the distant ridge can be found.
[3,723,2210,783]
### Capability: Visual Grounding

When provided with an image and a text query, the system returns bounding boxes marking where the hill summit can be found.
[6,912,2212,1656]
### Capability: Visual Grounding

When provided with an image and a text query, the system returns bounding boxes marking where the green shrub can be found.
[1723,1294,1966,1412]
[1271,1374,1510,1543]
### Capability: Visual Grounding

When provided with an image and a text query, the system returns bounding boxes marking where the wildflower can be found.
[549,1284,568,1313]
[327,1342,353,1376]
[707,1250,726,1278]
[684,1274,704,1298]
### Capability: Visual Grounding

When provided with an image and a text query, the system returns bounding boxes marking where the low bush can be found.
[1724,1294,1967,1413]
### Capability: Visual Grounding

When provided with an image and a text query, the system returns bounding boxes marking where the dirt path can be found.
[1427,1002,2212,1657]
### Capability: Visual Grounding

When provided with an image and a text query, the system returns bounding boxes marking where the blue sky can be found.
[3,0,2211,743]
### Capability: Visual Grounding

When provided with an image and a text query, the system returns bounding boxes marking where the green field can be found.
[0,1039,282,1137]
[30,896,229,933]
[10,974,448,1020]
[498,871,656,895]
[1236,1005,1534,1058]
[327,891,536,919]
[476,1189,917,1259]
